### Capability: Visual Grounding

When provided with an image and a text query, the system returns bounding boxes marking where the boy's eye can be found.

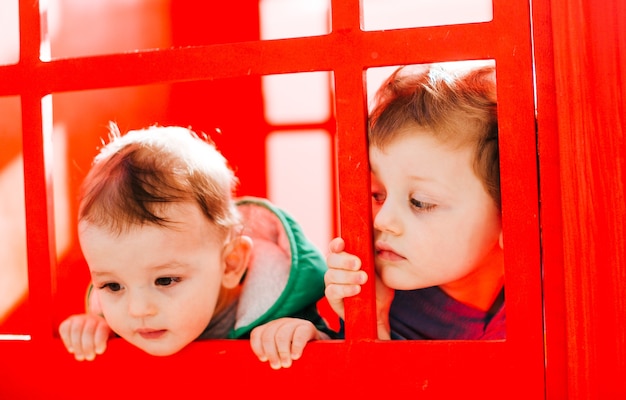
[372,191,386,203]
[155,277,180,286]
[100,282,121,292]
[410,198,436,211]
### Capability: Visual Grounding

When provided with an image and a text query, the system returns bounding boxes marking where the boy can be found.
[59,123,334,369]
[324,62,506,339]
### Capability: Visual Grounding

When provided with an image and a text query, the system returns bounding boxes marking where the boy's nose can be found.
[373,200,402,235]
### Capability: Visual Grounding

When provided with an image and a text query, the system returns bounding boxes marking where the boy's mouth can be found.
[375,241,405,261]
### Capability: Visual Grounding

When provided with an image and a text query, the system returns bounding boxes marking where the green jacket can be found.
[228,197,331,338]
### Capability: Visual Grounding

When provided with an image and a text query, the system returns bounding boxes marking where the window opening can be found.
[46,0,171,60]
[267,130,332,254]
[0,96,29,338]
[260,0,330,40]
[362,0,493,31]
[0,0,20,65]
[364,59,506,340]
[263,71,331,124]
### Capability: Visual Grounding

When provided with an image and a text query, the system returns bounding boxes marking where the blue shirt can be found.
[389,286,506,340]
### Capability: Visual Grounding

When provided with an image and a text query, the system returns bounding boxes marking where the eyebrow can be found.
[406,175,455,197]
[90,262,190,278]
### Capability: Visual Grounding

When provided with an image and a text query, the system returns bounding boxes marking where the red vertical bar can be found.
[19,0,56,343]
[331,0,362,31]
[531,0,568,398]
[492,1,546,394]
[331,0,377,340]
[19,0,41,63]
[333,66,377,341]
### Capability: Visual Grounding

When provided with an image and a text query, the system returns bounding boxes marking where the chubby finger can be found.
[324,266,368,287]
[250,319,316,370]
[58,318,74,354]
[262,322,289,370]
[94,322,110,355]
[69,318,87,361]
[328,237,345,254]
[252,321,284,369]
[325,281,362,300]
[326,252,362,273]
[80,317,99,361]
[249,325,269,363]
[289,322,317,361]
[273,322,296,369]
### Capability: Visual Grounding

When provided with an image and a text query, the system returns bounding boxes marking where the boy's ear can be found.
[222,235,253,289]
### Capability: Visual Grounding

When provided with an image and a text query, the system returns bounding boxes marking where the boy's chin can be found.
[379,269,418,291]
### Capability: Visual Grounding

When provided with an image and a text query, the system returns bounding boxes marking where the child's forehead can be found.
[79,201,225,239]
[370,133,475,176]
[374,124,473,153]
[79,207,228,275]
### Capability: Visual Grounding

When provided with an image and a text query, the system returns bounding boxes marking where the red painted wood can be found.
[0,338,518,398]
[18,0,57,350]
[531,0,568,398]
[548,0,626,397]
[0,0,560,397]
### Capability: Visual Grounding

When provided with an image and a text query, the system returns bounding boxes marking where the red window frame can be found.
[2,0,624,398]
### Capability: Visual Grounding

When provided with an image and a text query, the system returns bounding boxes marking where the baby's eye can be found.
[410,198,436,211]
[155,277,181,286]
[99,282,122,292]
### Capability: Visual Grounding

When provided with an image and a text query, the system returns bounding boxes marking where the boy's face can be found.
[79,203,229,356]
[369,129,503,298]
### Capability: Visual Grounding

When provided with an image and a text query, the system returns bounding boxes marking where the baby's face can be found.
[79,203,227,356]
[369,129,503,296]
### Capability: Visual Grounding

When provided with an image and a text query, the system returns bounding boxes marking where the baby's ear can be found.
[222,235,253,289]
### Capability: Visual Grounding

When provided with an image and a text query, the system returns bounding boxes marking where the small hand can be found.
[250,318,328,370]
[324,237,368,320]
[58,313,112,361]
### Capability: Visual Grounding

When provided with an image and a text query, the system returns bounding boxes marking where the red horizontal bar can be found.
[0,22,499,96]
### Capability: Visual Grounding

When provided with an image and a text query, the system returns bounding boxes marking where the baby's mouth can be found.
[136,328,167,339]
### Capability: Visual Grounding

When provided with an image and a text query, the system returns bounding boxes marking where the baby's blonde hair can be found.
[79,122,240,236]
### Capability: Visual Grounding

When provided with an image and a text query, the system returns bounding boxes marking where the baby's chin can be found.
[120,333,192,357]
[135,342,188,357]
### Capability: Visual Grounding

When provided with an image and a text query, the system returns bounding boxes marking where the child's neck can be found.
[440,246,505,311]
[214,285,242,317]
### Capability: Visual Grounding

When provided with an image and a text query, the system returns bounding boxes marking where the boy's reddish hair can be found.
[369,63,500,209]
